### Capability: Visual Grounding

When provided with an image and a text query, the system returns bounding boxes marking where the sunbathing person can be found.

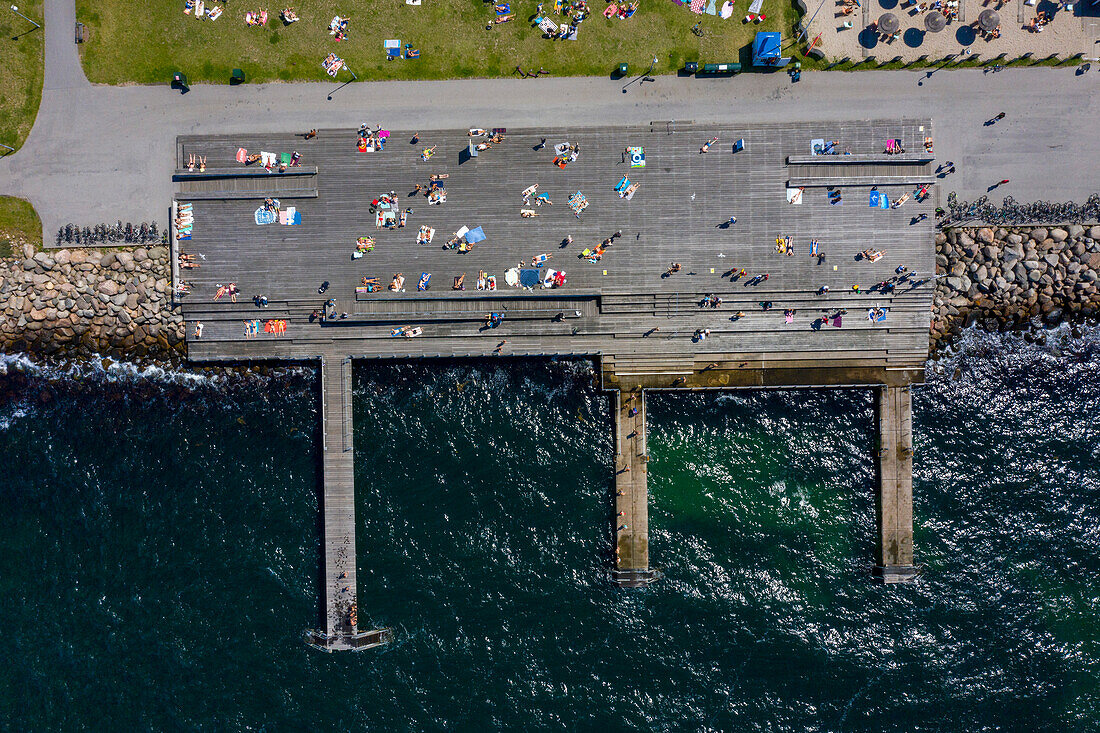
[666,263,682,276]
[290,151,301,166]
[282,8,298,23]
[700,137,718,153]
[246,152,261,165]
[199,156,206,173]
[477,270,488,290]
[187,153,196,171]
[429,173,449,181]
[475,142,492,151]
[453,274,466,290]
[531,253,551,266]
[390,274,405,291]
[468,129,488,137]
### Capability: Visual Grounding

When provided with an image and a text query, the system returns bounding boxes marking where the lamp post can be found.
[10,5,41,30]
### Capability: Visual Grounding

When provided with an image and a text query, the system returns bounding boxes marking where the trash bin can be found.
[172,72,189,90]
[231,68,246,85]
[684,61,699,74]
[617,62,629,77]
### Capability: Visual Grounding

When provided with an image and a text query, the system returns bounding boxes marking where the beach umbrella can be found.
[978,9,1000,31]
[924,11,946,32]
[877,12,900,34]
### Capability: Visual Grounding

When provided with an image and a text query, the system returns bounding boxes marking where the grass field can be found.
[0,0,44,153]
[76,0,801,83]
[0,196,42,257]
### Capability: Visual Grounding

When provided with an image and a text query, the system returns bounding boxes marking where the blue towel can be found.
[255,208,277,225]
[705,0,717,14]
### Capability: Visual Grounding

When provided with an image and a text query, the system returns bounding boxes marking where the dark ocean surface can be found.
[0,326,1098,731]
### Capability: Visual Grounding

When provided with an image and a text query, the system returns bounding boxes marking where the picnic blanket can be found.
[384,39,402,58]
[689,0,706,13]
[628,146,645,168]
[260,151,277,167]
[322,53,345,77]
[568,191,589,217]
[748,0,764,13]
[720,1,734,17]
[519,269,541,288]
[278,207,301,225]
[705,0,717,14]
[207,6,222,20]
[254,208,277,225]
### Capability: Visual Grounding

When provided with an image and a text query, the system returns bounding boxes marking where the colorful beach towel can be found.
[690,0,706,13]
[254,208,277,225]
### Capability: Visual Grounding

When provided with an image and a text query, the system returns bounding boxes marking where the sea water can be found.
[0,328,1097,730]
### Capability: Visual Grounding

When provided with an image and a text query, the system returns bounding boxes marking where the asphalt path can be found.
[1,0,1098,241]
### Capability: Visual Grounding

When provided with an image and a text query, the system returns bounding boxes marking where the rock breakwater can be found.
[933,224,1100,348]
[0,244,185,358]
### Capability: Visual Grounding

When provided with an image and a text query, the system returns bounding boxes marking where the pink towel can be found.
[690,0,705,12]
[236,148,247,164]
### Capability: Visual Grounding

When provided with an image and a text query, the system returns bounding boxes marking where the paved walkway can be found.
[809,0,1091,63]
[1,0,1098,242]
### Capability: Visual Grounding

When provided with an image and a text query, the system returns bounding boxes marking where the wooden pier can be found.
[175,120,936,645]
[874,385,918,583]
[612,387,659,587]
[304,351,393,652]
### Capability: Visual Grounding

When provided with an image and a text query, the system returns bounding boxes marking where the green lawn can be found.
[0,0,44,153]
[0,196,42,257]
[76,0,801,83]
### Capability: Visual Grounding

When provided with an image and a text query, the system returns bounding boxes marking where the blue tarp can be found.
[752,32,781,63]
[465,226,486,243]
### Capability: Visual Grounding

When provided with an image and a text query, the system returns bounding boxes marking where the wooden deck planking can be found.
[177,119,935,368]
[318,351,362,647]
[874,385,917,583]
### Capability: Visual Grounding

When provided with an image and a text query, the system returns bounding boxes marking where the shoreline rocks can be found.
[4,224,1100,363]
[0,242,185,361]
[932,224,1100,350]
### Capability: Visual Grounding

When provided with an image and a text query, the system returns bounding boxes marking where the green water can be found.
[0,327,1098,730]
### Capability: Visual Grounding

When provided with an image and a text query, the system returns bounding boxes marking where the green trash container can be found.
[172,71,189,90]
[617,62,629,77]
[231,68,246,85]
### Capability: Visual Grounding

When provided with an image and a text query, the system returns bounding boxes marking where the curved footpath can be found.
[0,0,1098,241]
